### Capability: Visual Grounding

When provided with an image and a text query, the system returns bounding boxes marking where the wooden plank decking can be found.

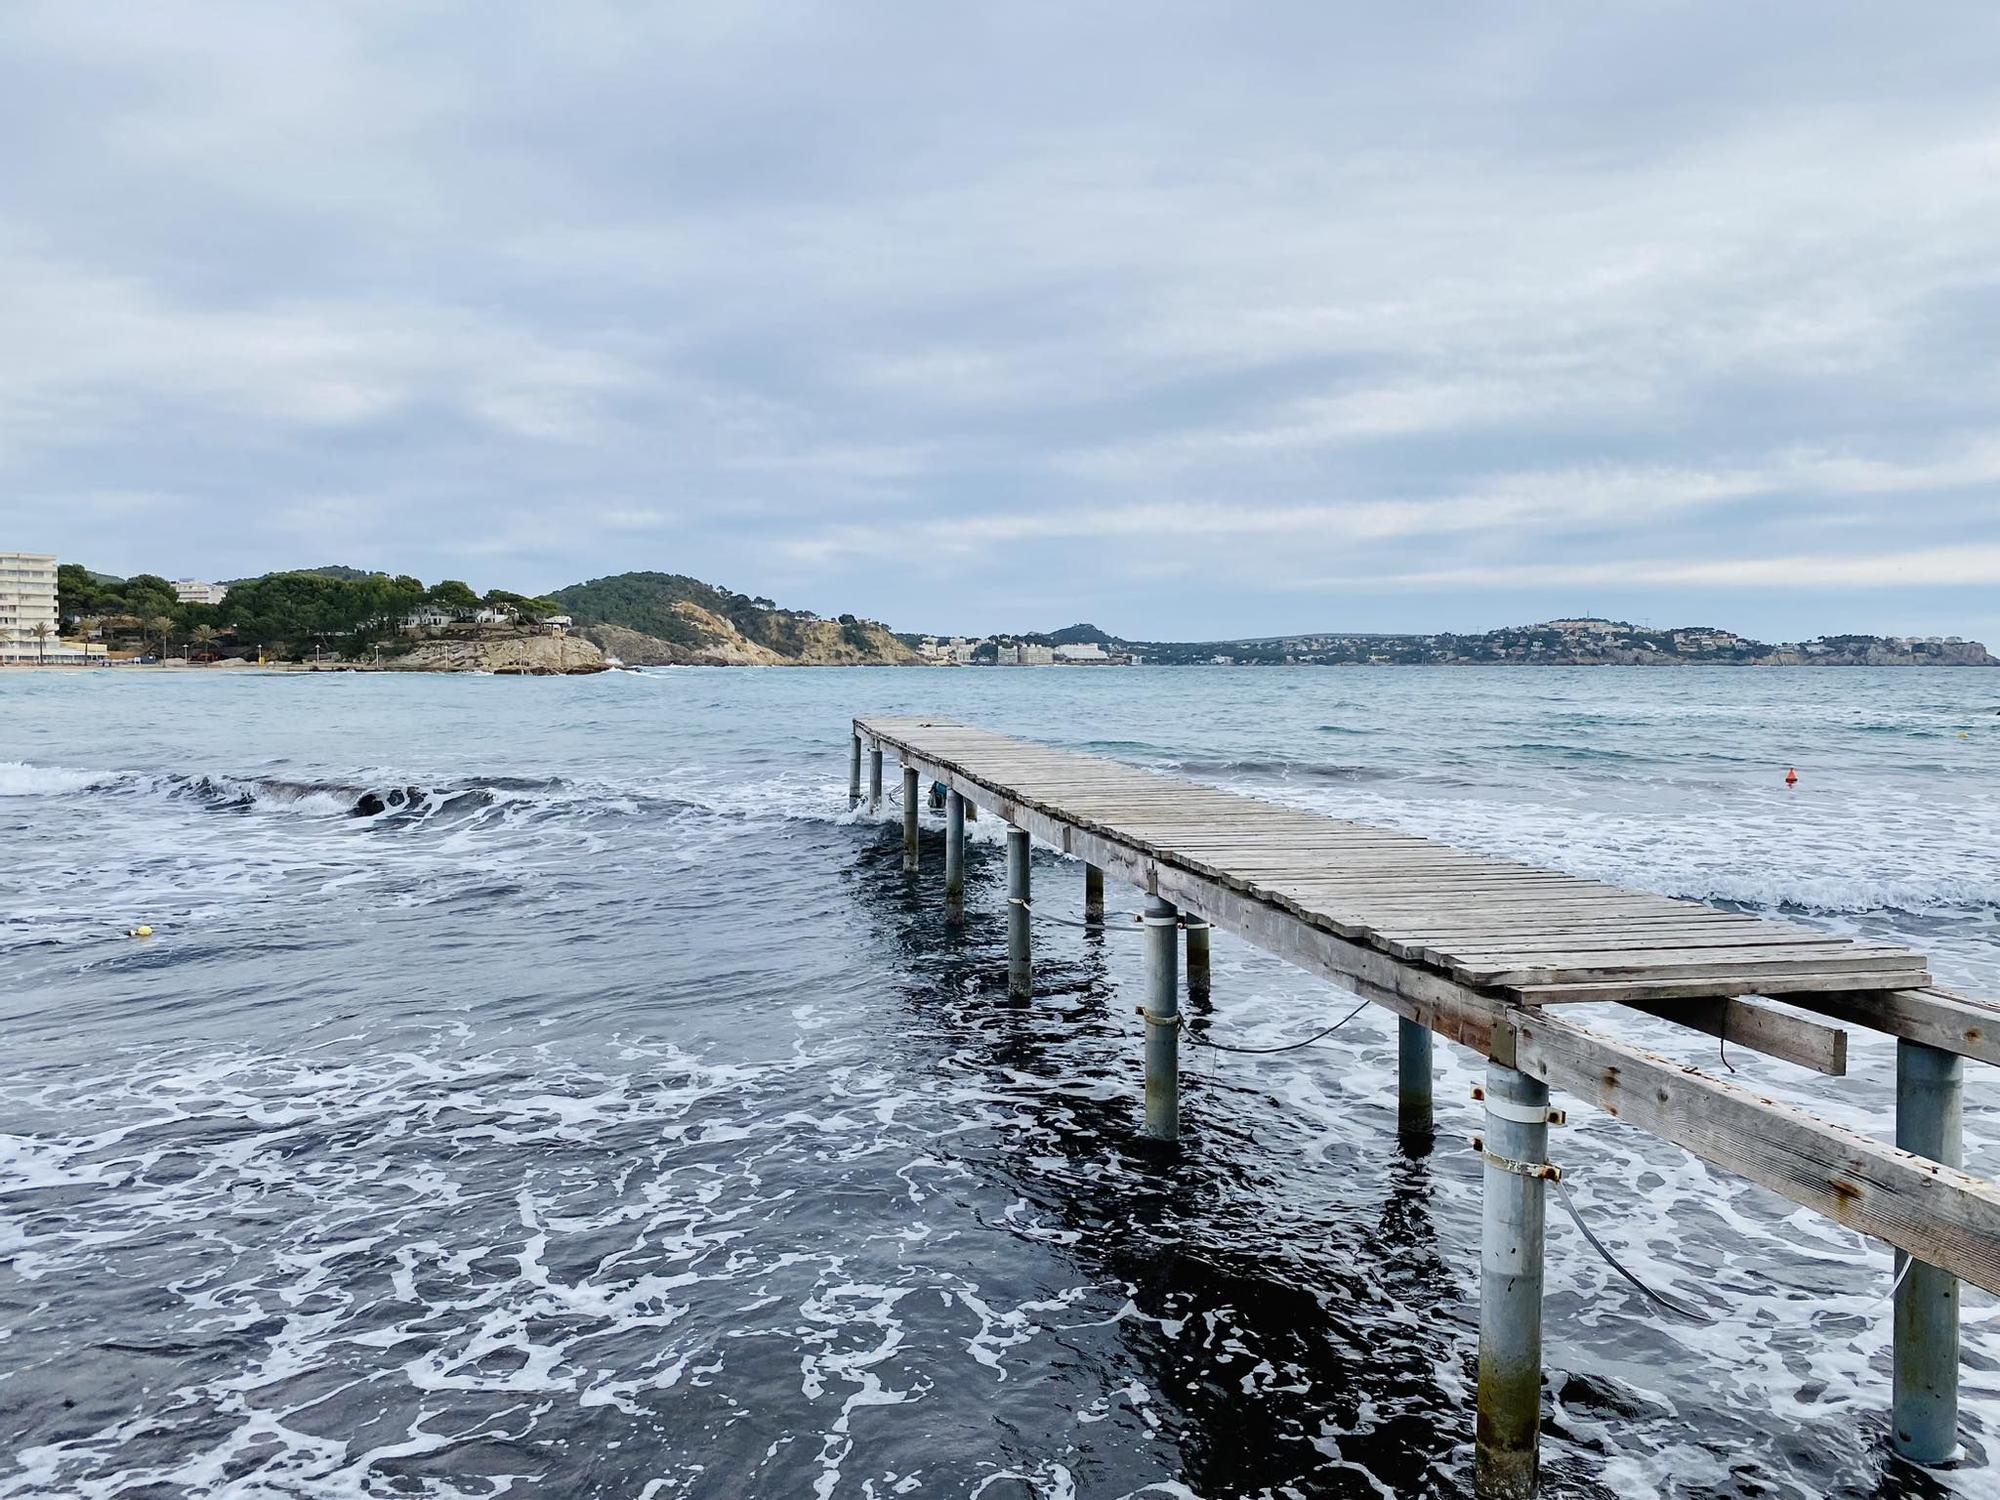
[858,717,1930,1005]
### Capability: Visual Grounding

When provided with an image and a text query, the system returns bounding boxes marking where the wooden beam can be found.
[1787,987,2000,1068]
[1622,997,1848,1076]
[1508,1009,2000,1295]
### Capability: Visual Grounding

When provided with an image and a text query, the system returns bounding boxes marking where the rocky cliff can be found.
[584,613,785,667]
[363,634,608,674]
[578,606,922,667]
[552,571,920,666]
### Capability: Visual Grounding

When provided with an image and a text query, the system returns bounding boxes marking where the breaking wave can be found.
[0,760,615,827]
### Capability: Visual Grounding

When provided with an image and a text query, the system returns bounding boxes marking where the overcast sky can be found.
[5,3,1999,641]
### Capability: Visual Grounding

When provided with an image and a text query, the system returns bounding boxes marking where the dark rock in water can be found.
[1555,1370,1663,1420]
[352,786,421,817]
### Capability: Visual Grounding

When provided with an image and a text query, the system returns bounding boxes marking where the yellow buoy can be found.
[129,925,153,938]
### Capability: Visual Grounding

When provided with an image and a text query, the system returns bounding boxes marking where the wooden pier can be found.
[852,716,1999,1494]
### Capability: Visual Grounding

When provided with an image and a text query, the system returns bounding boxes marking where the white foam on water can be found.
[5,668,1999,1496]
[0,761,107,796]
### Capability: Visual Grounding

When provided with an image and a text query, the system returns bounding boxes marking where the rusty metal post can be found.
[1893,1039,1963,1464]
[1143,895,1180,1142]
[1398,1017,1434,1149]
[1475,1061,1550,1499]
[944,789,965,925]
[1006,827,1032,997]
[1184,916,1211,1004]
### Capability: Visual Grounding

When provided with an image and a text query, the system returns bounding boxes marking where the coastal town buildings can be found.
[911,633,1134,665]
[172,579,230,605]
[916,635,982,664]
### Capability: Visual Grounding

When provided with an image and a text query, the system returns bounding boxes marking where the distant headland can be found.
[14,559,1993,671]
[1097,617,1998,667]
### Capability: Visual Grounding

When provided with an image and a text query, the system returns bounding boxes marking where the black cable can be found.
[1183,996,1373,1054]
[1549,1175,1713,1322]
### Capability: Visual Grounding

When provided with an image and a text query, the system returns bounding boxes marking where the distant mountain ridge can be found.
[1131,618,1996,666]
[101,562,1991,669]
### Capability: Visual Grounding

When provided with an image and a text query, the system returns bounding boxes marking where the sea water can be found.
[1,666,1996,1499]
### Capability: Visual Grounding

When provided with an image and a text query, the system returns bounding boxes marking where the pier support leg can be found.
[902,765,919,872]
[1398,1017,1434,1149]
[1084,863,1104,923]
[1475,1061,1549,1500]
[848,734,861,809]
[1006,828,1032,998]
[944,790,966,926]
[1143,895,1181,1143]
[868,746,883,811]
[1893,1039,1963,1465]
[1184,917,1211,1005]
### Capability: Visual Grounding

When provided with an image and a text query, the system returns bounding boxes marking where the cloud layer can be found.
[5,2,1999,639]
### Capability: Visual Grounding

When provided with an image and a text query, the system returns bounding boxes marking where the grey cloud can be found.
[3,2,1999,642]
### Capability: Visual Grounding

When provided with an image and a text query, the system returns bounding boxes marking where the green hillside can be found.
[549,572,804,653]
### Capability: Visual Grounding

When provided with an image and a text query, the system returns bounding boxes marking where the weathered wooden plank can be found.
[1451,945,1923,987]
[1621,997,1849,1076]
[1788,987,2000,1068]
[1404,924,1831,954]
[1508,1009,2000,1292]
[1393,928,1842,965]
[1509,970,1930,1004]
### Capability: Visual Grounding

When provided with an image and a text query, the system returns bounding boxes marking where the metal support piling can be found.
[1398,1017,1434,1148]
[1143,895,1181,1142]
[1084,862,1104,923]
[1893,1039,1964,1465]
[1475,1062,1550,1500]
[1184,917,1210,1005]
[1006,828,1032,997]
[848,734,862,809]
[902,765,919,872]
[867,745,883,811]
[944,790,965,926]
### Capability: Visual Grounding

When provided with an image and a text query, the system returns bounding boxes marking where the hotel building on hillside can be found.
[172,579,230,605]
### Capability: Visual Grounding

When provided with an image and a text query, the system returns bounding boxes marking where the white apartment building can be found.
[0,551,62,662]
[1052,642,1117,664]
[173,579,230,605]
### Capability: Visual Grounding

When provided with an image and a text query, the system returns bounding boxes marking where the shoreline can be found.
[6,658,1997,676]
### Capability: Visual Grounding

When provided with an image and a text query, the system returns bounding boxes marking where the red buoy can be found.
[1785,767,1799,788]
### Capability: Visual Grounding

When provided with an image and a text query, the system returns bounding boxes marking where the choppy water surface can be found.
[3,666,1997,1499]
